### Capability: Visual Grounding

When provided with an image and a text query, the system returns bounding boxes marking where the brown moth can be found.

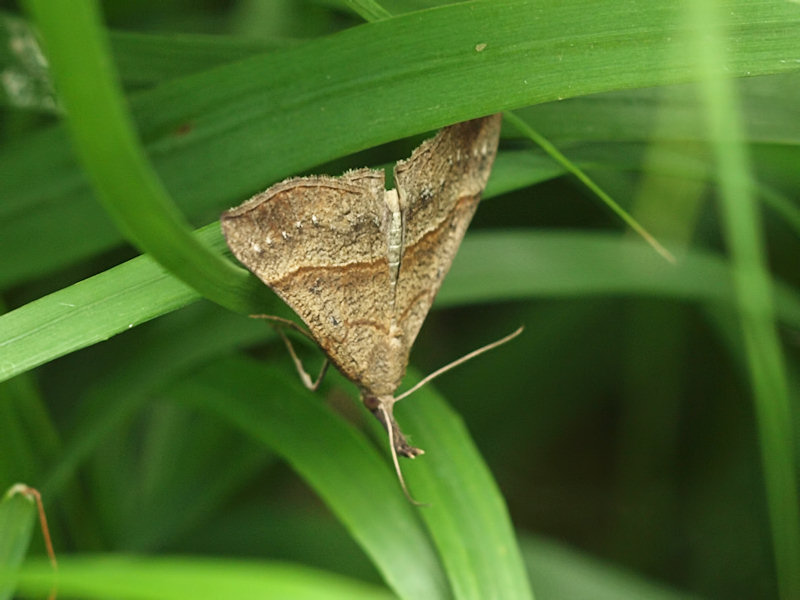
[221,114,503,496]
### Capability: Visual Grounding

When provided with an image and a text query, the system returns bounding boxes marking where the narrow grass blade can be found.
[504,110,675,263]
[690,1,800,597]
[0,224,270,384]
[24,0,254,312]
[396,379,534,600]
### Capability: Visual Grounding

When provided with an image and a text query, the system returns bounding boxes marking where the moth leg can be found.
[275,326,330,391]
[248,315,328,391]
[374,402,426,506]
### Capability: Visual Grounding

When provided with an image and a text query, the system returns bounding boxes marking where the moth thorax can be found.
[384,188,404,293]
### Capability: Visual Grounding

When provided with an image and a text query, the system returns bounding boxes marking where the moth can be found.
[221,114,510,500]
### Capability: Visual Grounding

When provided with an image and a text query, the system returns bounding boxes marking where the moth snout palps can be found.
[221,114,520,502]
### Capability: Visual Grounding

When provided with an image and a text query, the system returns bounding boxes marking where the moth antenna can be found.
[378,404,427,507]
[395,326,524,402]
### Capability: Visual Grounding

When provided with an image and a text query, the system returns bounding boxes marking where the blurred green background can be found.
[2,1,799,599]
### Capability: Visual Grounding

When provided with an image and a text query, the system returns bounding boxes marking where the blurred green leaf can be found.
[5,556,396,600]
[0,485,37,600]
[691,2,800,596]
[520,535,699,600]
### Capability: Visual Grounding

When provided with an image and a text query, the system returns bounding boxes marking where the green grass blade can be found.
[0,486,37,600]
[171,355,534,599]
[690,2,800,597]
[0,224,269,384]
[4,230,800,385]
[3,2,798,597]
[5,556,396,600]
[520,535,698,600]
[504,111,675,263]
[168,357,450,600]
[0,359,60,485]
[23,0,256,313]
[38,304,270,511]
[397,377,534,600]
[343,0,393,21]
[3,1,798,285]
[110,31,292,88]
[438,231,800,324]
